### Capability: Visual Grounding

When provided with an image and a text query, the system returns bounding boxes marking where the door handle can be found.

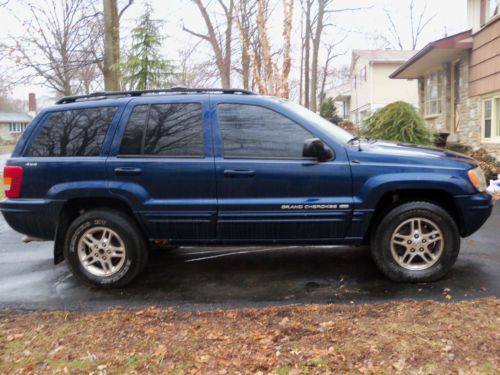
[114,167,142,176]
[223,169,256,178]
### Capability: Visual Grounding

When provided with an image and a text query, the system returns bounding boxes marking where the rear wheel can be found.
[64,209,147,288]
[371,201,460,282]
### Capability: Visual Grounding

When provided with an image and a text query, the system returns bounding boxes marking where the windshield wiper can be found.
[347,136,360,144]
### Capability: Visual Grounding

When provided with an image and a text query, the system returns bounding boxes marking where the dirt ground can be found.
[1,298,498,374]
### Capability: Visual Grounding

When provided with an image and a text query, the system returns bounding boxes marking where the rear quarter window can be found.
[27,107,118,157]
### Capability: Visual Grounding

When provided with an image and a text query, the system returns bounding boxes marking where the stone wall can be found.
[455,52,500,159]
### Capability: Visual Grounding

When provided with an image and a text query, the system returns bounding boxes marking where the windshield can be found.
[283,101,354,144]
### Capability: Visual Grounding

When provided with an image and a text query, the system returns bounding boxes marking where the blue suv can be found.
[0,88,493,287]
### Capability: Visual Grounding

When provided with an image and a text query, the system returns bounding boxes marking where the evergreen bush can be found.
[362,101,431,145]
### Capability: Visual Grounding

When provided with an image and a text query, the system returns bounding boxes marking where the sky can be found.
[0,0,469,105]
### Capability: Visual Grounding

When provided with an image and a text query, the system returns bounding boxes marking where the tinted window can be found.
[119,105,148,155]
[28,107,117,157]
[119,103,204,157]
[217,104,313,159]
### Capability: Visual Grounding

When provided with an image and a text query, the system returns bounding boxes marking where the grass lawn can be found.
[0,144,14,153]
[1,298,498,374]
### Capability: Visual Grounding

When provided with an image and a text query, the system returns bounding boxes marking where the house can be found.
[390,0,500,157]
[0,93,36,145]
[0,112,33,144]
[329,50,419,124]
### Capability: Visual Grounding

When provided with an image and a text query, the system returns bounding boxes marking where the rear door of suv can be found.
[211,96,353,242]
[107,95,217,241]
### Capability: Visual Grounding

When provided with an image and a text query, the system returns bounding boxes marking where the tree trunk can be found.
[310,0,325,112]
[103,0,121,91]
[187,0,232,88]
[256,0,274,95]
[280,0,294,98]
[303,0,312,108]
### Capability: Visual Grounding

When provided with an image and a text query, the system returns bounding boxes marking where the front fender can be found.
[353,172,475,209]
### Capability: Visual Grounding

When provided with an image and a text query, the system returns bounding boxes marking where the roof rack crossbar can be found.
[55,87,256,104]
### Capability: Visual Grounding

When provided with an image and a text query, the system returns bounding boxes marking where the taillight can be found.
[3,165,23,198]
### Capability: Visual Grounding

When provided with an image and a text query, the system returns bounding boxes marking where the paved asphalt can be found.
[0,204,498,311]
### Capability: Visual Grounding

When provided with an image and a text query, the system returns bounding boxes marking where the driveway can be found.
[0,204,498,311]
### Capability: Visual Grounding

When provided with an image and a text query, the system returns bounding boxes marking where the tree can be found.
[363,101,431,145]
[236,0,294,98]
[300,1,363,110]
[120,4,174,90]
[175,47,219,88]
[184,0,234,88]
[379,0,436,50]
[1,0,102,97]
[102,0,134,91]
[319,96,337,121]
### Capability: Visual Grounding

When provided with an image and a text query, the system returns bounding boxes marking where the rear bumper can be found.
[454,192,493,237]
[0,199,63,240]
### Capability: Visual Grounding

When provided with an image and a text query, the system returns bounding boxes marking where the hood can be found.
[348,140,477,169]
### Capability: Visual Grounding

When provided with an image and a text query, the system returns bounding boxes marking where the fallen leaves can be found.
[0,298,499,374]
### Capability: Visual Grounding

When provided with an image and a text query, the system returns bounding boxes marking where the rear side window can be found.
[119,103,204,157]
[217,104,313,159]
[27,107,117,157]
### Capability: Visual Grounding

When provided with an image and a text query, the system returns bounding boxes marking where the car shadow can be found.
[92,244,494,307]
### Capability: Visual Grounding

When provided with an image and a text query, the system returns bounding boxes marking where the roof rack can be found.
[55,87,256,104]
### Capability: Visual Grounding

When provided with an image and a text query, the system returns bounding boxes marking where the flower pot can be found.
[434,132,450,148]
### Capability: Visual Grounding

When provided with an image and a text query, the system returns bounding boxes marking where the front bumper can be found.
[454,192,493,237]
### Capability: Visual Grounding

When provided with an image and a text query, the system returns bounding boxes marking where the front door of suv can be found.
[107,96,216,241]
[213,99,352,242]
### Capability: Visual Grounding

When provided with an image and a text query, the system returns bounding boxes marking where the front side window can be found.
[119,103,204,157]
[217,104,313,159]
[425,71,443,116]
[27,107,117,157]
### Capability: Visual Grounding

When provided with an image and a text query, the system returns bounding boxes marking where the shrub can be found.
[470,148,500,180]
[362,101,431,145]
[338,120,356,134]
[447,145,499,180]
[446,142,472,155]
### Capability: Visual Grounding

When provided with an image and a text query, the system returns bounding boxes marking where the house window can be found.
[360,66,367,82]
[488,0,499,19]
[425,71,444,116]
[9,122,27,133]
[483,94,500,141]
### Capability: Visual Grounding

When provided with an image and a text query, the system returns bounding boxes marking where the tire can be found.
[370,201,460,282]
[64,209,148,288]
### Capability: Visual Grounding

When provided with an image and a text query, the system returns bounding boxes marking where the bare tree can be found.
[174,46,220,88]
[237,0,293,97]
[381,0,436,50]
[102,0,134,91]
[301,0,313,107]
[2,0,103,97]
[318,42,345,108]
[235,0,257,90]
[184,0,234,88]
[300,0,364,111]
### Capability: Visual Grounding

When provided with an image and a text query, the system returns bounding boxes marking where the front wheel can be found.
[371,201,460,282]
[64,209,148,288]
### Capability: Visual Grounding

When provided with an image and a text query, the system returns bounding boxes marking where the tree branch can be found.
[118,0,133,19]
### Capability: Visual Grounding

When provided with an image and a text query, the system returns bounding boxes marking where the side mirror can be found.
[303,138,334,162]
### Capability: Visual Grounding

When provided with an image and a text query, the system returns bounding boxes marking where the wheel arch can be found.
[53,197,147,264]
[363,189,463,244]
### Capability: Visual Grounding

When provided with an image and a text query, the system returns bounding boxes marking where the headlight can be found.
[467,167,487,192]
